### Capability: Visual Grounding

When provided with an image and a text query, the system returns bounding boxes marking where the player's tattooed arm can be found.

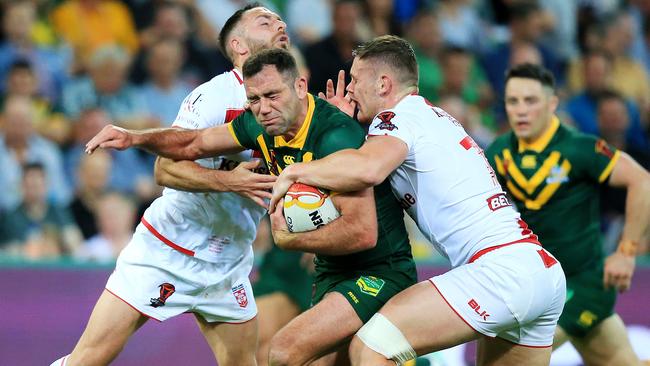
[155,157,275,208]
[85,124,243,159]
[270,187,377,255]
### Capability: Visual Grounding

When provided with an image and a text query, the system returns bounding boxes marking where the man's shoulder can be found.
[486,132,514,155]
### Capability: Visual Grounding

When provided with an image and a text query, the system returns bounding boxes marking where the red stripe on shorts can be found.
[468,237,541,264]
[140,218,195,257]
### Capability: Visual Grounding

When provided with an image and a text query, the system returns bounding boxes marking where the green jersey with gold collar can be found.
[228,94,415,274]
[486,117,620,276]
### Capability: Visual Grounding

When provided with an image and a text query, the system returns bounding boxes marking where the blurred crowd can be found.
[0,0,648,262]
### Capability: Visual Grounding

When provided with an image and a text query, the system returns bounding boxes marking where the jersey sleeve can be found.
[368,109,417,150]
[227,112,260,150]
[573,134,621,183]
[316,119,365,157]
[485,141,508,188]
[172,87,226,130]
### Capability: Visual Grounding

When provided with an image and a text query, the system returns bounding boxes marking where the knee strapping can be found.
[356,313,417,366]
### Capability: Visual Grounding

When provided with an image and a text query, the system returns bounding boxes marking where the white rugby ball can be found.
[284,183,340,232]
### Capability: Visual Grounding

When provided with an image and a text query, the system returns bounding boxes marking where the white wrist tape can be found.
[356,313,417,366]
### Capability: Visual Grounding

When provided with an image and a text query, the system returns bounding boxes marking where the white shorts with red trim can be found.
[106,228,257,323]
[430,243,566,347]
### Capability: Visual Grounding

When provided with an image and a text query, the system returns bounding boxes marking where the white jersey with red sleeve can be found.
[367,95,537,268]
[140,69,266,267]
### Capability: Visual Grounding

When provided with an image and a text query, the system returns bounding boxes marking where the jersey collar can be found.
[232,69,243,84]
[274,93,315,149]
[517,115,560,153]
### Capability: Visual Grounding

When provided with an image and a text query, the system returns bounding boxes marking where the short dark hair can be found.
[505,63,555,89]
[22,162,45,176]
[352,35,418,87]
[218,2,264,61]
[508,1,541,22]
[242,48,298,82]
[8,59,33,75]
[597,89,626,106]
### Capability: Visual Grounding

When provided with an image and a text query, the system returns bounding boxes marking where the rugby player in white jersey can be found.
[49,4,285,366]
[269,35,567,366]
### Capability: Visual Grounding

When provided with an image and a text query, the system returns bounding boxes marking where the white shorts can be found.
[431,243,566,347]
[106,228,257,323]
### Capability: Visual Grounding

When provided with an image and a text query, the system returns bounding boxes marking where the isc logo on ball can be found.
[284,183,340,232]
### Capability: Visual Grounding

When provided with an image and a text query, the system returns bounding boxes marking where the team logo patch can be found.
[375,111,398,131]
[232,284,249,308]
[578,310,598,327]
[521,155,537,169]
[595,139,614,159]
[150,283,175,308]
[356,276,385,297]
[545,165,569,184]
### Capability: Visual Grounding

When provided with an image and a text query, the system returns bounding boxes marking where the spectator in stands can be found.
[138,39,192,126]
[361,0,402,37]
[0,0,68,104]
[74,192,136,262]
[286,0,332,46]
[131,1,228,85]
[565,50,647,149]
[304,0,362,94]
[437,94,495,149]
[439,46,494,111]
[568,12,650,123]
[50,0,139,74]
[63,107,158,205]
[406,10,443,102]
[0,95,70,210]
[538,0,578,69]
[481,1,560,97]
[61,45,155,130]
[3,60,70,145]
[509,42,543,67]
[0,162,82,258]
[436,0,484,51]
[69,149,112,240]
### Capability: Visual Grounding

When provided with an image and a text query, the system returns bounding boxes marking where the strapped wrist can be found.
[617,239,639,256]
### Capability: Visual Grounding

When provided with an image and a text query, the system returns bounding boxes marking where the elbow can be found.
[356,227,378,251]
[360,168,385,187]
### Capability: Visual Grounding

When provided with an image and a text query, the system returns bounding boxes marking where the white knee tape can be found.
[356,313,417,366]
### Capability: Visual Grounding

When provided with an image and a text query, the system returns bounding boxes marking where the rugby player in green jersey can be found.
[86,48,417,366]
[486,63,650,366]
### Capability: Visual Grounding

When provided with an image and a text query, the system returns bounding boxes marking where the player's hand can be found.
[269,200,292,246]
[226,160,277,208]
[604,251,636,292]
[318,70,356,117]
[85,124,133,154]
[268,164,299,213]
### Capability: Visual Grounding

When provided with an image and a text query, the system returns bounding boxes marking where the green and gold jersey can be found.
[228,94,413,273]
[486,117,620,276]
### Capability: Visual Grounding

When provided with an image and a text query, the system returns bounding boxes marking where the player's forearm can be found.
[132,128,206,160]
[619,174,650,255]
[275,216,377,255]
[154,158,230,192]
[286,150,380,192]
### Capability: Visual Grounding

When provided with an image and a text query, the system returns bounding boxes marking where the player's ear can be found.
[378,74,391,96]
[230,36,246,58]
[549,94,559,114]
[294,76,308,99]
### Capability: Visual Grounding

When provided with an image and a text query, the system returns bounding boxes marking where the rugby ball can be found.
[284,183,340,232]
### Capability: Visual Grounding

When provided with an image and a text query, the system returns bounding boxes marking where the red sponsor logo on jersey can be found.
[150,283,175,308]
[595,139,614,159]
[376,111,398,131]
[468,299,490,321]
[486,193,511,211]
[232,284,248,308]
[225,108,245,123]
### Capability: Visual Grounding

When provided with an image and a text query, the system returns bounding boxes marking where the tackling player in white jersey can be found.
[50,5,284,366]
[270,35,567,365]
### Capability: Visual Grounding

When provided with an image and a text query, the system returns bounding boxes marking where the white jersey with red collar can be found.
[140,69,266,267]
[367,94,537,268]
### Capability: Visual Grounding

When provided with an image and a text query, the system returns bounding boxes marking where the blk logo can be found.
[468,299,490,321]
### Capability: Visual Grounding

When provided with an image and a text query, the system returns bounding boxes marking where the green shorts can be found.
[253,245,313,311]
[312,257,417,323]
[558,264,617,338]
